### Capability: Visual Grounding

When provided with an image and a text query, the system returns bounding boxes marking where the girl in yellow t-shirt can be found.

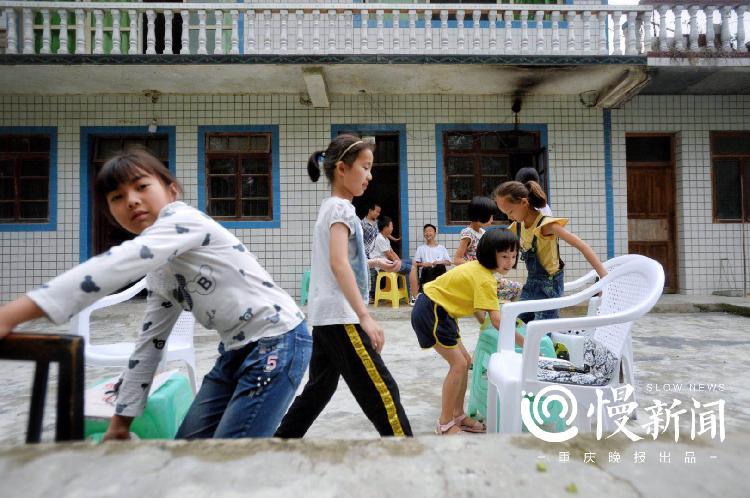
[494,180,607,324]
[411,229,522,435]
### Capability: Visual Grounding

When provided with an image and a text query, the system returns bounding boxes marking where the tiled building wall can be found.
[611,95,750,294]
[0,93,612,302]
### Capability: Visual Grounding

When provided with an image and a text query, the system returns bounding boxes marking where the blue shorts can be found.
[410,294,461,349]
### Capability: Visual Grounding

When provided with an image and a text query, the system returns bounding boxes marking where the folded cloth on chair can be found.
[536,338,618,386]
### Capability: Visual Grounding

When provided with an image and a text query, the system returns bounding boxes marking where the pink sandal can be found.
[435,419,462,435]
[454,414,486,433]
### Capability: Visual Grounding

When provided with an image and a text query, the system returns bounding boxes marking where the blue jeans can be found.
[175,321,312,439]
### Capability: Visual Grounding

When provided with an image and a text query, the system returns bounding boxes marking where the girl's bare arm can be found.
[453,238,470,266]
[0,296,45,338]
[545,223,607,278]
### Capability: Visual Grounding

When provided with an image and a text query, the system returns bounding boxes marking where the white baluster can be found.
[738,6,748,52]
[245,10,256,54]
[328,10,337,53]
[657,5,669,51]
[705,6,716,51]
[535,10,545,54]
[520,11,529,53]
[56,9,67,55]
[504,11,513,53]
[598,11,607,54]
[392,10,401,52]
[181,10,190,55]
[489,10,498,52]
[312,10,321,53]
[473,10,482,52]
[128,10,138,55]
[75,9,85,54]
[280,10,288,53]
[614,10,624,54]
[440,10,449,52]
[230,10,239,54]
[22,8,33,54]
[377,10,385,52]
[566,11,577,54]
[93,9,104,54]
[5,8,17,54]
[687,5,699,51]
[41,9,52,55]
[582,11,592,53]
[627,11,637,55]
[344,10,353,52]
[457,10,465,51]
[296,10,305,53]
[672,6,684,51]
[409,10,417,53]
[111,10,121,55]
[146,10,156,54]
[551,11,560,53]
[720,6,732,51]
[164,10,173,54]
[214,9,223,55]
[264,10,272,53]
[197,10,207,55]
[642,10,654,53]
[424,10,433,52]
[361,10,369,52]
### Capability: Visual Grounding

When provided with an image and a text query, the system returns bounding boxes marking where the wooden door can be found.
[626,134,677,292]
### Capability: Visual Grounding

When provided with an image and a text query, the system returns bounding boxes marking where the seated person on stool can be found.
[370,216,412,295]
[409,224,452,306]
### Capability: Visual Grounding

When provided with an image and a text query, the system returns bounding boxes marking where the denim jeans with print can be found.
[175,321,312,439]
[518,247,564,324]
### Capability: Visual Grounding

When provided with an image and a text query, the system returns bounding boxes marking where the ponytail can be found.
[494,180,547,210]
[525,181,548,210]
[307,150,325,182]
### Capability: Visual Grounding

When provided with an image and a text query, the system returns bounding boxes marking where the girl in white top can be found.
[453,196,497,265]
[0,148,312,440]
[275,134,412,437]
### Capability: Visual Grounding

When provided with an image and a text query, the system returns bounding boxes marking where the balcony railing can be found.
[0,2,748,57]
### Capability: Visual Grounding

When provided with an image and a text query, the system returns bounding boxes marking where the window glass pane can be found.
[0,160,13,177]
[249,135,270,153]
[209,176,236,198]
[8,137,29,153]
[0,179,14,200]
[517,134,537,150]
[208,200,235,217]
[480,156,509,176]
[19,178,48,200]
[208,136,229,151]
[447,134,473,151]
[19,202,47,219]
[447,177,473,200]
[626,136,672,162]
[242,199,269,217]
[242,175,269,197]
[375,139,398,163]
[715,160,741,220]
[449,203,469,223]
[480,134,502,151]
[228,135,251,151]
[123,139,145,151]
[145,138,169,159]
[208,157,235,174]
[21,158,48,176]
[29,136,51,152]
[97,139,124,160]
[0,202,13,220]
[713,134,750,155]
[242,157,269,174]
[481,176,502,198]
[446,157,473,175]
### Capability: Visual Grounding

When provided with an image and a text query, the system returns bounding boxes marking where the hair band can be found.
[335,140,364,163]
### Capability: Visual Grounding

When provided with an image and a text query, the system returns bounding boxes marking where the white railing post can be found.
[535,10,545,53]
[566,11,576,54]
[327,9,337,53]
[626,11,637,55]
[361,10,369,52]
[504,10,513,53]
[424,9,433,52]
[230,10,239,54]
[473,10,482,53]
[582,10,591,53]
[720,6,732,51]
[5,8,17,54]
[376,9,384,52]
[688,5,699,51]
[551,10,560,54]
[164,10,174,54]
[214,9,223,55]
[520,10,529,53]
[738,6,748,52]
[440,10,448,53]
[181,10,190,55]
[93,9,104,54]
[392,10,401,52]
[111,9,121,55]
[409,10,417,54]
[657,5,669,51]
[489,10,498,53]
[673,5,684,51]
[41,9,52,55]
[56,8,68,55]
[146,10,156,54]
[598,11,607,55]
[295,10,304,53]
[128,9,137,54]
[197,10,207,54]
[456,10,465,52]
[21,7,32,54]
[280,10,288,53]
[705,6,716,51]
[74,8,85,54]
[312,10,321,53]
[263,10,272,53]
[344,10,353,52]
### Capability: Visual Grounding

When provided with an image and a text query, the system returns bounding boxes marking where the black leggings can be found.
[274,323,412,438]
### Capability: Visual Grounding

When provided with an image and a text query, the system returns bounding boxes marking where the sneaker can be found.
[409,296,417,306]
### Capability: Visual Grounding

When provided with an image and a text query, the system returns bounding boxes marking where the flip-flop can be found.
[435,418,463,435]
[454,414,486,433]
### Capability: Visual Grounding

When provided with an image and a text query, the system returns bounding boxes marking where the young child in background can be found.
[494,180,606,324]
[0,148,312,440]
[411,230,523,435]
[453,196,497,265]
[275,134,412,438]
[409,223,452,306]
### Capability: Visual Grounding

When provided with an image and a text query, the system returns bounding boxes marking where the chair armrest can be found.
[84,277,147,312]
[563,269,597,293]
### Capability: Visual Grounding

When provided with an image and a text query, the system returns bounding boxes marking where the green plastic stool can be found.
[85,374,194,440]
[300,270,311,306]
[468,320,559,430]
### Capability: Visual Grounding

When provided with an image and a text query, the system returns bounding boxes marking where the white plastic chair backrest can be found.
[564,254,645,293]
[167,311,195,349]
[593,257,665,358]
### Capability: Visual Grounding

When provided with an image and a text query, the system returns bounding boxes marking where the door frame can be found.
[79,126,176,262]
[331,124,409,259]
[625,132,678,292]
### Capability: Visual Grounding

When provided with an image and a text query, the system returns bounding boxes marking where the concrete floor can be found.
[0,301,748,444]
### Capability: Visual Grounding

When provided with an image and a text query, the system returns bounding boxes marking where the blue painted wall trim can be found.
[197,125,281,230]
[602,109,615,259]
[79,126,176,262]
[435,123,548,235]
[0,126,57,232]
[331,124,410,259]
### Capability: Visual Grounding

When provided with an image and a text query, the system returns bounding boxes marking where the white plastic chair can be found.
[487,257,664,434]
[69,277,198,393]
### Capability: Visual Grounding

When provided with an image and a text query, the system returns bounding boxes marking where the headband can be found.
[335,140,364,163]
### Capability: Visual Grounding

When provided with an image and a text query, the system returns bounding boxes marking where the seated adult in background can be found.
[409,224,452,306]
